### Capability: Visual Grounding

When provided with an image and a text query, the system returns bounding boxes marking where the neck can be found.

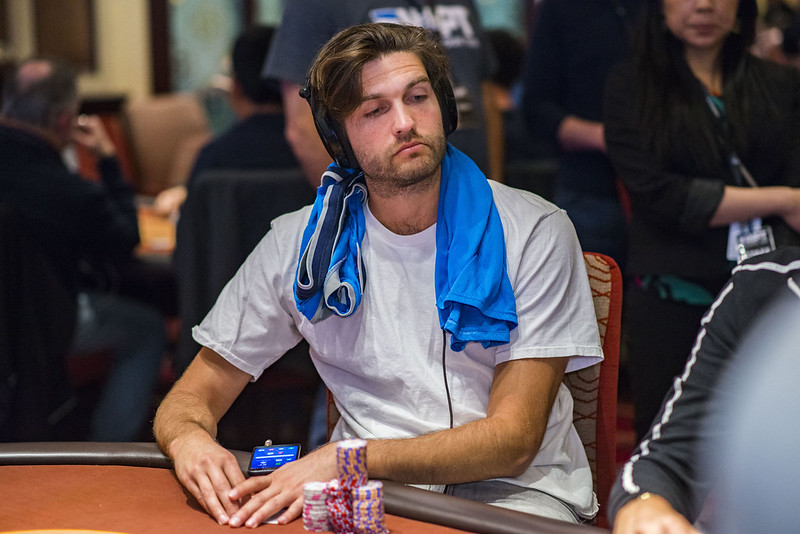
[232,100,283,120]
[0,116,63,150]
[685,45,724,95]
[366,169,440,235]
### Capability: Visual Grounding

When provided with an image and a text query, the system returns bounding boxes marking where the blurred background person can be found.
[485,28,556,200]
[262,0,504,185]
[608,246,800,534]
[0,58,166,442]
[152,25,299,219]
[604,0,800,442]
[521,0,642,271]
[709,287,800,534]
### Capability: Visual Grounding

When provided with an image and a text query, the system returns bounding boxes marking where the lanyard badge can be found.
[727,219,776,263]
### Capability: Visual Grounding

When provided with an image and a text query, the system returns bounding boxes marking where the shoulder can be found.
[489,180,560,218]
[488,180,576,244]
[745,54,799,82]
[269,204,315,244]
[731,246,800,284]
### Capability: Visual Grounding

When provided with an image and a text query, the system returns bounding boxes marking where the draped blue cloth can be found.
[294,144,517,350]
[294,165,367,322]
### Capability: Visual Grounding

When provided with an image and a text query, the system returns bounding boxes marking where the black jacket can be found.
[0,124,139,295]
[609,246,800,523]
[604,56,800,284]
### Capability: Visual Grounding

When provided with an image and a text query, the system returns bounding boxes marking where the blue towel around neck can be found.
[293,144,517,350]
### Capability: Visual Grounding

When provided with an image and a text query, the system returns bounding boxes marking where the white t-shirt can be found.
[194,180,603,517]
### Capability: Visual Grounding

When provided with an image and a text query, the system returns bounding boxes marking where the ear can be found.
[53,110,74,140]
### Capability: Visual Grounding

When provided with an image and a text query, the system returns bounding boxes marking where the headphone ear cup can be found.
[299,82,359,169]
[438,77,459,136]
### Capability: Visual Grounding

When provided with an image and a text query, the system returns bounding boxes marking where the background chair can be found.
[173,167,319,451]
[325,251,623,526]
[124,93,211,196]
[0,208,76,442]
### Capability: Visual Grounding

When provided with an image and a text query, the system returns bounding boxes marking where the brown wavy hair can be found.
[308,22,452,123]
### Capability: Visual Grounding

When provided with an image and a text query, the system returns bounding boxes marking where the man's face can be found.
[343,51,447,195]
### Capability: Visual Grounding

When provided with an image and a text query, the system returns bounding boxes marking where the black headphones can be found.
[300,74,459,169]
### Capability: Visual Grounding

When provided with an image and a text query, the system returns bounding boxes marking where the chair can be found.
[564,251,623,527]
[173,167,316,371]
[325,251,623,526]
[124,92,211,195]
[173,167,319,450]
[0,208,77,442]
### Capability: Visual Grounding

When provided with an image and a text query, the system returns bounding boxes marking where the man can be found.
[522,0,641,272]
[262,0,504,186]
[0,58,166,442]
[609,246,800,533]
[155,23,602,528]
[152,25,300,218]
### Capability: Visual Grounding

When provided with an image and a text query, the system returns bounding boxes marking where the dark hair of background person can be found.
[486,29,524,90]
[234,25,281,105]
[308,22,451,123]
[630,0,776,164]
[1,58,77,128]
[781,15,800,56]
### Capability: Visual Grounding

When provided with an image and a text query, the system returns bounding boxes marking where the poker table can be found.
[0,442,608,534]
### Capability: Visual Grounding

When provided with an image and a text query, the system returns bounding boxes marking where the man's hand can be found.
[227,443,339,528]
[71,114,116,158]
[168,429,247,525]
[613,493,701,534]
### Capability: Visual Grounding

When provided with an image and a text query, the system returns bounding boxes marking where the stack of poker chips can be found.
[302,439,389,534]
[352,481,388,534]
[302,481,331,532]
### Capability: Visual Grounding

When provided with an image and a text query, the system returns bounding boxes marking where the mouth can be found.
[691,23,716,34]
[395,141,425,156]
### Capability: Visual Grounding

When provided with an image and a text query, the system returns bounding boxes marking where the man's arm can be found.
[225,356,569,527]
[368,356,568,482]
[557,116,606,153]
[154,347,252,525]
[281,81,332,189]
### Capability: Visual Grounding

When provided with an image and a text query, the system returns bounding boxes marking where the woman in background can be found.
[604,0,800,448]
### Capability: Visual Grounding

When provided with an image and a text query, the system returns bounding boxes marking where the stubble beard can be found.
[357,129,447,198]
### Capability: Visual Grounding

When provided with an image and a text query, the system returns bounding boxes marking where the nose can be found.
[695,0,713,11]
[392,103,415,136]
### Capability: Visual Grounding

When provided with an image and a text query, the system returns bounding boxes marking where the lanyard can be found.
[703,91,759,188]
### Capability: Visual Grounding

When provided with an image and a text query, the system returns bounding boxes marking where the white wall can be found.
[3,0,152,100]
[79,1,151,100]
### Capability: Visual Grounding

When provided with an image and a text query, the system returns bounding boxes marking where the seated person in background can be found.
[262,0,504,186]
[153,25,299,218]
[154,23,603,528]
[609,246,800,534]
[0,58,166,442]
[521,0,639,270]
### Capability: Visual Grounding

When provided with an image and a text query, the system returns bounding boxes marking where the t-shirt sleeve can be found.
[192,219,305,380]
[262,0,342,85]
[497,195,603,372]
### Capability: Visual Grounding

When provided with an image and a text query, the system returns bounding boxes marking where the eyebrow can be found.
[360,75,431,103]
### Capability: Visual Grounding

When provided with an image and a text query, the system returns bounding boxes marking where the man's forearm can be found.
[557,116,606,153]
[366,414,542,485]
[365,358,566,485]
[153,388,220,458]
[154,347,252,458]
